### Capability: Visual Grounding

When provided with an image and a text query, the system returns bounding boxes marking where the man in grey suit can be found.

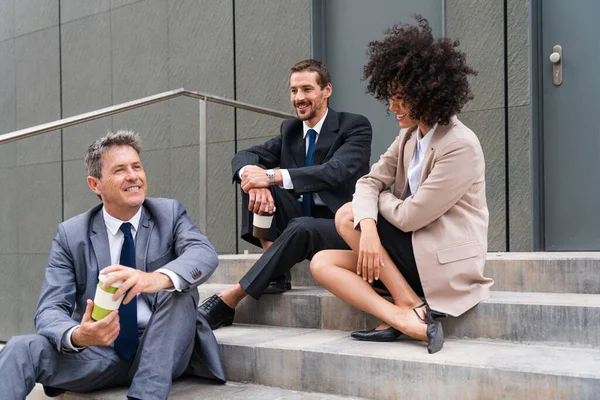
[199,59,373,329]
[0,131,225,400]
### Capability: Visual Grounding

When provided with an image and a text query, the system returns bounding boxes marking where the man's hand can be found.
[241,165,270,192]
[357,219,384,283]
[248,188,275,215]
[71,299,120,347]
[101,265,174,305]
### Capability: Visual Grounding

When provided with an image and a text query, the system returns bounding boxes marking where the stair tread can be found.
[30,380,362,399]
[215,324,600,379]
[201,283,600,307]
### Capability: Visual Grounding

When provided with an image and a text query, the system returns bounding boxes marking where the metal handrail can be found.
[0,88,295,145]
[0,88,295,234]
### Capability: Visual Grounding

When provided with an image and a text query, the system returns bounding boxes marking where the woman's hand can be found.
[357,219,384,283]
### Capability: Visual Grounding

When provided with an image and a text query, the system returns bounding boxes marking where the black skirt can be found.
[372,214,424,297]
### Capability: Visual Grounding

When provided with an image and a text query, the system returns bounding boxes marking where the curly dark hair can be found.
[363,16,477,126]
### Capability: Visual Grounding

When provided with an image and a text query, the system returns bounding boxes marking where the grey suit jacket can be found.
[34,197,225,380]
[231,109,373,213]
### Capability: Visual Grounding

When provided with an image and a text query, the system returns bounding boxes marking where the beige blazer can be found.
[352,116,493,316]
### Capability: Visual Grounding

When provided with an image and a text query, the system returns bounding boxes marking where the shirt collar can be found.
[416,122,438,151]
[303,108,329,138]
[103,206,143,236]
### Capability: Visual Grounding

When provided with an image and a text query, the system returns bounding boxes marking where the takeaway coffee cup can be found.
[91,273,125,321]
[252,213,274,239]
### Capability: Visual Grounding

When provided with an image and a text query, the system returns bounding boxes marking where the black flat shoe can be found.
[414,303,445,354]
[198,294,235,330]
[351,326,403,342]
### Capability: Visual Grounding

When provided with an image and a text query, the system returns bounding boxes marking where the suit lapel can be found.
[312,110,339,165]
[90,210,110,274]
[288,120,306,168]
[418,118,457,186]
[135,205,154,273]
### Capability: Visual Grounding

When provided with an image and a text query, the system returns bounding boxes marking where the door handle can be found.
[550,45,562,86]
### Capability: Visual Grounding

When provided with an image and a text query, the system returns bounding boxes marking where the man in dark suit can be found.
[0,131,225,400]
[199,59,372,329]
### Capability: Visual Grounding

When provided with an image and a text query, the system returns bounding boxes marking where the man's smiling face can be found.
[89,145,147,219]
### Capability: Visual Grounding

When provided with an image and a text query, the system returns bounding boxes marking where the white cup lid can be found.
[98,272,123,288]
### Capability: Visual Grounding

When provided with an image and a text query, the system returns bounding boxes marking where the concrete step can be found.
[213,252,600,294]
[215,324,600,400]
[212,255,316,287]
[28,379,362,399]
[199,284,600,347]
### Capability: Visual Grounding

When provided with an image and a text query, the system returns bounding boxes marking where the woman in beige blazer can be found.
[310,17,493,354]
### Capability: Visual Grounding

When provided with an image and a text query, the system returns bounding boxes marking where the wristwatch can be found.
[266,169,275,185]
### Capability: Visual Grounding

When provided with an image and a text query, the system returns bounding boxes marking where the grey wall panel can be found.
[0,38,16,143]
[0,144,16,169]
[446,0,504,113]
[170,145,200,229]
[167,0,234,148]
[0,253,50,338]
[60,0,111,23]
[142,148,172,199]
[14,0,58,37]
[15,253,49,335]
[15,27,61,166]
[206,141,236,253]
[61,12,113,161]
[235,0,310,142]
[507,0,531,250]
[508,105,531,251]
[0,254,20,338]
[62,159,101,220]
[0,168,18,254]
[446,0,507,250]
[456,109,506,251]
[0,0,15,42]
[16,162,62,254]
[508,0,530,107]
[112,0,145,9]
[111,0,170,151]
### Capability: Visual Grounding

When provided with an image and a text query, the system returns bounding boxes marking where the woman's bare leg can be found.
[311,249,427,341]
[329,203,429,333]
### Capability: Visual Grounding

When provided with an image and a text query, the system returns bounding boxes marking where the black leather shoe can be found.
[351,327,403,342]
[262,272,292,294]
[198,294,235,330]
[414,303,445,354]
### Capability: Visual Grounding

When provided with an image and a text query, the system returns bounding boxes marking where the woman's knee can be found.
[310,251,333,282]
[334,202,354,234]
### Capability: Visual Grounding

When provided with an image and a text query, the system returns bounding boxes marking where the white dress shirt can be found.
[240,109,329,206]
[407,123,438,196]
[62,206,184,351]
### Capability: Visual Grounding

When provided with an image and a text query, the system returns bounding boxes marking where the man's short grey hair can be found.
[84,130,142,179]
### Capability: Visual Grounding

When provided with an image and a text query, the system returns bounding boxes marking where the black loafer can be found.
[263,272,292,294]
[351,327,403,342]
[198,294,235,330]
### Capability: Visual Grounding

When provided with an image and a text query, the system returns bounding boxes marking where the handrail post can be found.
[198,99,208,232]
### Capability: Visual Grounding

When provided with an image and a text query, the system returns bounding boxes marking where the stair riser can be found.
[219,343,600,400]
[198,287,600,346]
[213,257,600,294]
[210,260,316,287]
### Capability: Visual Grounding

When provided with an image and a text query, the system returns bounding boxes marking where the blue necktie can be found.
[303,129,317,216]
[114,222,138,361]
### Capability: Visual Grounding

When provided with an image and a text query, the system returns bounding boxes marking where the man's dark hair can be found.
[363,16,477,126]
[84,130,141,179]
[290,59,332,89]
